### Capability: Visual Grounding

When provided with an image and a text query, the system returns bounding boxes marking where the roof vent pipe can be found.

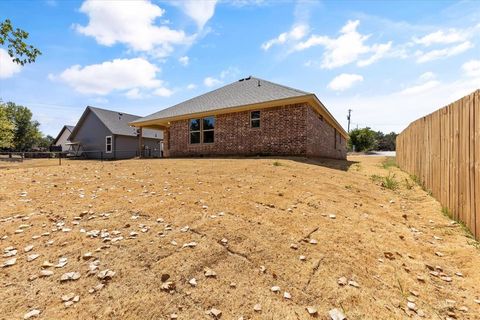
[258,80,261,87]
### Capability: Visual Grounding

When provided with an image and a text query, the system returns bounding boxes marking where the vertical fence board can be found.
[469,94,475,236]
[475,90,480,239]
[397,90,480,240]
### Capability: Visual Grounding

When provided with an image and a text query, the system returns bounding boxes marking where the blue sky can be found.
[0,0,479,136]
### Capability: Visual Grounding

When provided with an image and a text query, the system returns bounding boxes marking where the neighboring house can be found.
[52,125,74,151]
[68,106,163,159]
[130,77,347,159]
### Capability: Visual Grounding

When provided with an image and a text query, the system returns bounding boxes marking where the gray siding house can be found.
[52,125,74,151]
[68,106,163,159]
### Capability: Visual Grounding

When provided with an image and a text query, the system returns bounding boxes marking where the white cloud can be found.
[179,56,189,66]
[400,80,440,95]
[219,66,240,79]
[228,0,265,7]
[327,73,364,91]
[400,72,440,95]
[325,77,480,134]
[75,0,192,58]
[125,88,143,99]
[294,20,392,69]
[0,49,22,79]
[357,42,392,67]
[92,97,109,104]
[462,60,480,78]
[53,58,171,96]
[415,41,473,63]
[261,24,308,51]
[153,87,174,97]
[187,83,197,90]
[173,0,217,30]
[203,66,241,88]
[203,77,222,87]
[419,71,436,81]
[413,29,467,46]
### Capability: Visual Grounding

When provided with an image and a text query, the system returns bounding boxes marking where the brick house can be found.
[131,77,348,159]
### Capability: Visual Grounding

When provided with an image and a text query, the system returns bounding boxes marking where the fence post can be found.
[59,152,62,166]
[101,151,103,162]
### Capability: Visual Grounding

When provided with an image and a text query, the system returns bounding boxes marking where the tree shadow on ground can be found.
[286,156,358,171]
[156,155,358,172]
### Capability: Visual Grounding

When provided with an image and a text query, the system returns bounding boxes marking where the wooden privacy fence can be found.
[396,89,480,240]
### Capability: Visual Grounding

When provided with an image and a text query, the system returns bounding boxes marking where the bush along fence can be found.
[396,89,480,240]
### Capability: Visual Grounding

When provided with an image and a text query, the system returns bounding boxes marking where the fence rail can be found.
[0,149,162,168]
[396,89,480,240]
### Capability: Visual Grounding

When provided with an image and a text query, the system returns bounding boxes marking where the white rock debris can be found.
[204,268,217,278]
[23,309,41,319]
[60,271,81,282]
[329,308,346,320]
[27,253,40,262]
[271,286,280,293]
[97,269,115,280]
[2,258,16,267]
[306,306,317,315]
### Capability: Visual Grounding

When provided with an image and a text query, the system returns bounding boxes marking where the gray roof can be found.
[132,77,312,124]
[89,107,141,136]
[71,106,163,140]
[53,125,75,144]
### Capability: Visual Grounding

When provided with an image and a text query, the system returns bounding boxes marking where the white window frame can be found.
[105,136,112,153]
[251,110,261,128]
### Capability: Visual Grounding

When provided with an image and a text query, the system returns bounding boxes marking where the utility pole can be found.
[347,109,352,133]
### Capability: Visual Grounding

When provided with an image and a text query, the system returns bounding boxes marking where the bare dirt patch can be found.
[1,156,479,319]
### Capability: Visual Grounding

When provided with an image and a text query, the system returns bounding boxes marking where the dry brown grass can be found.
[0,156,479,319]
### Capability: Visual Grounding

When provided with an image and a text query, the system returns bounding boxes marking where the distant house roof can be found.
[131,76,348,138]
[131,77,310,125]
[53,125,75,145]
[70,106,163,140]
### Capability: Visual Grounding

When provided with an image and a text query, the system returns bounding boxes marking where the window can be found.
[251,111,260,128]
[203,117,215,143]
[190,117,215,144]
[189,119,201,144]
[105,136,112,153]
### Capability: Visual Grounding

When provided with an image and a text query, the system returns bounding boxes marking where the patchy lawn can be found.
[1,156,479,319]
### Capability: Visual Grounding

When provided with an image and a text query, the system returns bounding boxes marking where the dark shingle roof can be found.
[89,107,142,136]
[53,125,75,144]
[131,77,312,124]
[71,106,163,140]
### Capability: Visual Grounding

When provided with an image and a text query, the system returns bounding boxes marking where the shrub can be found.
[381,173,399,190]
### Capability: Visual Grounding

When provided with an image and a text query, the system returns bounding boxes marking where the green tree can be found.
[1,19,41,65]
[4,102,43,151]
[376,131,397,151]
[37,135,55,149]
[0,104,14,149]
[348,127,378,152]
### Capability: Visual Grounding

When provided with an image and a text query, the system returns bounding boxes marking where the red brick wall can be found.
[306,106,347,159]
[164,103,346,159]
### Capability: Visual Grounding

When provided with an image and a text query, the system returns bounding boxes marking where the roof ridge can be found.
[87,105,141,118]
[250,77,312,95]
[140,76,311,119]
[148,79,244,116]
